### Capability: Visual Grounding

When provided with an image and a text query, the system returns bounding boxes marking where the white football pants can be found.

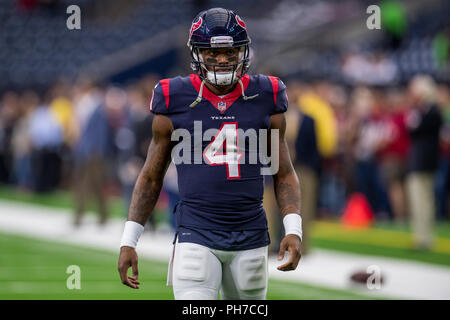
[167,240,268,300]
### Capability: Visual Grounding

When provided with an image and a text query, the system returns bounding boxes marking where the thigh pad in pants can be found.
[172,241,221,300]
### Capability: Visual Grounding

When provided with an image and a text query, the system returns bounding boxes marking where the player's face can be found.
[199,47,241,73]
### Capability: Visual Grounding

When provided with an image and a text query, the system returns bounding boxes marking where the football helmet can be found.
[187,8,251,87]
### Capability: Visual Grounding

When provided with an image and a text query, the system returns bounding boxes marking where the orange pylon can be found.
[341,193,375,228]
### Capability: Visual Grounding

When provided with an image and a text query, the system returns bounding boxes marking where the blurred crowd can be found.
[0,75,158,226]
[0,73,449,251]
[280,74,449,252]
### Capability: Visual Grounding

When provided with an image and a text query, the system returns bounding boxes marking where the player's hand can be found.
[277,234,302,271]
[118,246,140,289]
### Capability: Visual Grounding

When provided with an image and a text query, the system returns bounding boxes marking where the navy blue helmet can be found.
[187,8,251,86]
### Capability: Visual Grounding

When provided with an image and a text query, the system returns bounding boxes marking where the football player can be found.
[118,7,302,300]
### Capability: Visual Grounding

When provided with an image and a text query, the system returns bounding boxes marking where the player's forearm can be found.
[126,141,170,226]
[273,171,301,217]
[272,127,302,217]
[127,172,164,226]
[126,115,173,226]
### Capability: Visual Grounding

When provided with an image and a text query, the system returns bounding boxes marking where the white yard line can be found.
[1,200,450,299]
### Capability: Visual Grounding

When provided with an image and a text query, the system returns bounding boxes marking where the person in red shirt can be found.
[377,88,410,223]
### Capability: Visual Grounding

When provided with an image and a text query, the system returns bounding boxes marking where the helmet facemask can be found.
[190,43,251,87]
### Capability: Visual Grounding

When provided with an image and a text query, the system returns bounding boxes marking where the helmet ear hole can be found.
[189,47,202,72]
[193,48,199,61]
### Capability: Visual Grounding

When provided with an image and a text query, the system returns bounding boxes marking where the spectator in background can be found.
[28,92,63,193]
[285,81,321,254]
[73,78,102,140]
[72,86,117,227]
[377,88,410,223]
[0,92,20,184]
[294,111,320,255]
[297,81,337,160]
[49,80,78,146]
[319,82,349,217]
[346,87,391,218]
[118,83,153,214]
[435,84,450,220]
[11,91,39,190]
[298,81,346,217]
[405,75,442,250]
[49,80,78,189]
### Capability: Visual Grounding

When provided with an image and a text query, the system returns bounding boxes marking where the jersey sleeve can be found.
[149,79,170,115]
[268,76,288,115]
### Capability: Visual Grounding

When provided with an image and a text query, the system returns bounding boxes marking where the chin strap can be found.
[189,77,259,108]
[238,78,259,100]
[189,79,206,108]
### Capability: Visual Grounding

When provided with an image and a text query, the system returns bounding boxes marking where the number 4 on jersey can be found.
[203,122,243,179]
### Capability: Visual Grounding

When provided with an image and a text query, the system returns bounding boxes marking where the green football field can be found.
[2,185,450,267]
[2,186,450,300]
[0,232,382,300]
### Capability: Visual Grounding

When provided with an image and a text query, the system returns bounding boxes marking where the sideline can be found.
[1,200,450,299]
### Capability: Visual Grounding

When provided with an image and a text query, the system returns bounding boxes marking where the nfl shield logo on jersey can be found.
[218,101,227,113]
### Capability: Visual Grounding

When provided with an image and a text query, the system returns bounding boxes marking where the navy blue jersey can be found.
[150,73,288,250]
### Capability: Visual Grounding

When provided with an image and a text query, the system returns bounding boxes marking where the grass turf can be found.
[1,185,450,267]
[310,222,450,267]
[0,185,167,224]
[0,232,381,300]
[0,186,126,218]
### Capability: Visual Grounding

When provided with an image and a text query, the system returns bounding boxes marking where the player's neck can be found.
[205,81,236,97]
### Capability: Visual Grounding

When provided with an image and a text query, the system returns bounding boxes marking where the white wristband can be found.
[120,221,144,249]
[283,213,303,241]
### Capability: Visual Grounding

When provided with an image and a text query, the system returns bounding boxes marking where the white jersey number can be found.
[203,123,243,179]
